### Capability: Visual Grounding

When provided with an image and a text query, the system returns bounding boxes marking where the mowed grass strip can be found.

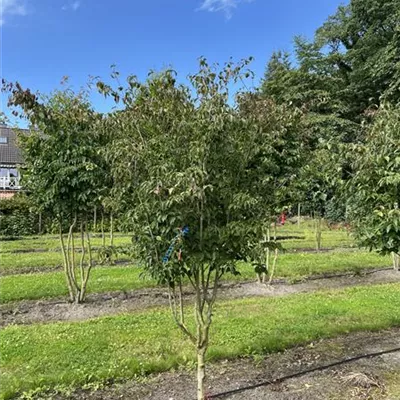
[0,251,130,274]
[1,283,400,399]
[0,266,154,303]
[0,235,133,254]
[0,251,64,272]
[0,227,355,275]
[0,228,353,255]
[0,251,392,303]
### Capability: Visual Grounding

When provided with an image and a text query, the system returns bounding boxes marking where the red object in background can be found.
[280,212,286,225]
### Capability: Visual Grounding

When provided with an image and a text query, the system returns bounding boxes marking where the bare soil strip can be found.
[52,327,400,400]
[1,268,398,327]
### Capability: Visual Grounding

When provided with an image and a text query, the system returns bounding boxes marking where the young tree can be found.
[98,58,277,399]
[237,94,305,282]
[5,82,106,302]
[299,148,341,251]
[346,106,400,269]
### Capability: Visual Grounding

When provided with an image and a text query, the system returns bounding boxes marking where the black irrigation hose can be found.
[208,346,400,399]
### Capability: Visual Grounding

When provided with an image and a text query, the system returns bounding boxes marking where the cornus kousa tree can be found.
[346,106,400,270]
[236,94,305,283]
[97,58,272,399]
[4,82,106,303]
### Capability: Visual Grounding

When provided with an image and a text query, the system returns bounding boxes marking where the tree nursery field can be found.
[1,0,399,398]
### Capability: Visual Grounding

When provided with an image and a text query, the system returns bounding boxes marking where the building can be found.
[0,125,24,199]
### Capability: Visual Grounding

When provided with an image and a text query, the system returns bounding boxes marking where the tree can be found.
[346,106,400,269]
[260,42,359,146]
[316,0,400,115]
[261,0,400,147]
[237,94,305,282]
[98,58,297,399]
[299,147,341,251]
[5,82,106,302]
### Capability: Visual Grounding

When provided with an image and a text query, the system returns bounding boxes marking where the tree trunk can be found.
[59,226,75,302]
[268,248,279,285]
[101,212,105,246]
[262,225,270,284]
[197,347,206,400]
[392,252,400,271]
[38,213,42,235]
[315,216,322,252]
[79,223,93,303]
[110,213,114,246]
[297,203,301,227]
[93,207,97,232]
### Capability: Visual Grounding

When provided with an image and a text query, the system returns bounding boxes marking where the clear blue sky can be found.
[1,0,346,123]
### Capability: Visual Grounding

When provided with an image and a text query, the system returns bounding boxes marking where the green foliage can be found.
[316,0,400,113]
[98,59,266,290]
[299,147,342,217]
[97,245,119,265]
[12,91,105,220]
[346,106,400,255]
[261,0,400,126]
[4,84,116,303]
[325,197,347,223]
[0,194,37,236]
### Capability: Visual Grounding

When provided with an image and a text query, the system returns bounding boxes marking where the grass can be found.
[0,266,154,303]
[385,372,400,398]
[0,251,64,272]
[0,234,133,253]
[0,251,392,303]
[246,250,392,280]
[1,282,400,399]
[0,250,131,273]
[0,228,357,274]
[0,220,351,254]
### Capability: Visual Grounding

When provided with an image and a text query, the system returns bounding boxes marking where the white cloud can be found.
[71,1,80,11]
[0,0,28,25]
[62,1,80,12]
[198,0,253,19]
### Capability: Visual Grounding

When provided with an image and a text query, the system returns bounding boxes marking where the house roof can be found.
[0,126,25,165]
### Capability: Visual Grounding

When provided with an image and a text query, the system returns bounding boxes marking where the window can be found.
[0,137,8,144]
[9,169,18,178]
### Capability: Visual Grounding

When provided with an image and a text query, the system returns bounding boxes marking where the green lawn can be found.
[0,251,391,303]
[0,234,133,253]
[0,251,64,272]
[0,228,356,274]
[1,282,399,399]
[0,250,131,274]
[0,227,353,254]
[276,221,354,249]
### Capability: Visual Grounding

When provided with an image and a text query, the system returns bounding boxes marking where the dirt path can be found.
[1,268,398,327]
[52,327,400,400]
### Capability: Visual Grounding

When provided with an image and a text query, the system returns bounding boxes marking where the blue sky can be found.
[1,0,345,123]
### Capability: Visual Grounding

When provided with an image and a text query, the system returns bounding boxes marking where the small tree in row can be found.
[346,106,400,270]
[237,94,305,282]
[5,83,108,303]
[98,59,255,399]
[96,58,305,398]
